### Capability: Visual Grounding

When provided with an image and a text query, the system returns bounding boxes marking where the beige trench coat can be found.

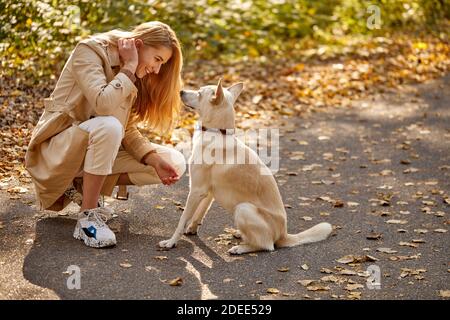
[25,37,155,211]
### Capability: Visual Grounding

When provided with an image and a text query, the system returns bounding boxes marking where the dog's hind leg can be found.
[185,193,214,235]
[228,203,274,255]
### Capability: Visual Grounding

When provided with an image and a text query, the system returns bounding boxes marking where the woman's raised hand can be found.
[118,38,138,73]
[154,158,180,186]
[144,152,180,186]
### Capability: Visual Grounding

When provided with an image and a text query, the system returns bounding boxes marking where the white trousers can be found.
[75,116,186,186]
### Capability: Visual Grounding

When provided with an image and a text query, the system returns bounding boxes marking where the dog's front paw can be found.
[228,245,245,255]
[184,223,199,235]
[159,239,177,249]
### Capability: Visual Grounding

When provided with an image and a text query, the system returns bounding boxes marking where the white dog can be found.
[159,79,332,254]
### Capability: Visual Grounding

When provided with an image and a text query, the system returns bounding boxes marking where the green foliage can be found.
[1,0,448,84]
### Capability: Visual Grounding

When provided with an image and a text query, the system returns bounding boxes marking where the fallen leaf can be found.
[301,264,309,270]
[298,280,315,286]
[321,275,342,283]
[7,186,28,193]
[339,269,358,276]
[169,277,183,286]
[403,167,419,174]
[347,291,362,300]
[389,254,421,261]
[277,267,290,272]
[306,285,330,291]
[438,290,450,298]
[145,266,158,272]
[154,256,168,260]
[380,169,394,176]
[340,255,369,266]
[386,219,408,224]
[345,283,364,291]
[400,268,426,278]
[120,263,132,268]
[266,288,280,294]
[377,247,398,254]
[366,232,383,240]
[320,268,333,274]
[333,200,344,208]
[399,241,419,248]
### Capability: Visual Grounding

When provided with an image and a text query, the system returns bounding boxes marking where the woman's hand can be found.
[118,38,138,73]
[144,153,180,186]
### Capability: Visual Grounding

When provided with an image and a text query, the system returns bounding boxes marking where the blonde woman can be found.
[25,21,186,248]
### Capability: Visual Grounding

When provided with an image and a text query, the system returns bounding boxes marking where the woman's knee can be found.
[91,116,124,144]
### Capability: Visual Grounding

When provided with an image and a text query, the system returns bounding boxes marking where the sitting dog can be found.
[159,79,332,254]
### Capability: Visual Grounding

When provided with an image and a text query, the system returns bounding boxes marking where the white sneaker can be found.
[73,207,116,248]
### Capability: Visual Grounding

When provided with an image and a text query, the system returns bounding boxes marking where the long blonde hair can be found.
[92,21,183,135]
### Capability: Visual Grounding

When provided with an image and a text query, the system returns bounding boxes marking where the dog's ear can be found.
[211,78,224,105]
[228,82,244,103]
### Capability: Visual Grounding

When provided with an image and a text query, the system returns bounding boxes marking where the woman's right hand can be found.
[144,153,180,186]
[118,38,138,73]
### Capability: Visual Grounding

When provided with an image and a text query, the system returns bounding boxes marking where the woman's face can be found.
[136,44,172,78]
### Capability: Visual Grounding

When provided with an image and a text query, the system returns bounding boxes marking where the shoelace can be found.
[85,207,114,228]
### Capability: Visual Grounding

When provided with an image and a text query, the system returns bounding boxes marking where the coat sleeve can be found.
[122,114,156,164]
[70,43,137,116]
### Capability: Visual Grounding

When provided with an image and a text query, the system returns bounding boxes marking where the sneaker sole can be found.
[73,223,116,248]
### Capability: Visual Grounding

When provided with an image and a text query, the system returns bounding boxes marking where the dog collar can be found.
[194,124,235,135]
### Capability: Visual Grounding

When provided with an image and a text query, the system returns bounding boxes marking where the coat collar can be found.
[87,37,121,68]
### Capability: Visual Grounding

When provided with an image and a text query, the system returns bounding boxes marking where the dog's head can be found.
[180,79,244,128]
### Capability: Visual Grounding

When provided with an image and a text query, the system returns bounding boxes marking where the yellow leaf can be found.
[266,288,280,294]
[413,42,427,50]
[169,277,183,286]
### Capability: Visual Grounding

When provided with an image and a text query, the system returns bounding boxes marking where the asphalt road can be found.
[0,75,448,300]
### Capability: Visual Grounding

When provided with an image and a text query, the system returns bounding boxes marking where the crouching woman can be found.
[25,21,186,248]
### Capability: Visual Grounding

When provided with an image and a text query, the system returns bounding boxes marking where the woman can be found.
[25,21,186,248]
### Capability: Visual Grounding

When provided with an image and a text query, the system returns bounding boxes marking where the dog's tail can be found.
[276,222,333,247]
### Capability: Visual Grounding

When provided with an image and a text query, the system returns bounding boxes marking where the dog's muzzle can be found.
[180,90,194,109]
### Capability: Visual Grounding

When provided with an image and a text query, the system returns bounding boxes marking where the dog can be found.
[159,79,332,254]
